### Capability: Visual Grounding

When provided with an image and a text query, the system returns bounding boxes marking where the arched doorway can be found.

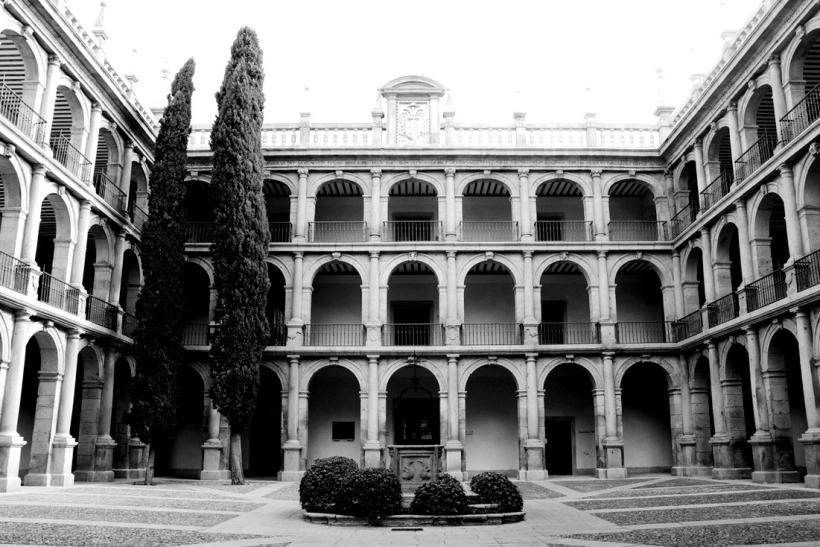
[614,260,667,343]
[461,179,515,241]
[70,346,102,473]
[465,365,519,476]
[385,262,441,346]
[463,261,517,345]
[312,179,365,242]
[682,248,706,315]
[543,364,596,475]
[307,262,363,346]
[184,179,212,243]
[111,358,132,477]
[266,264,287,346]
[263,179,291,242]
[539,262,593,344]
[621,362,673,473]
[306,366,360,465]
[385,179,440,241]
[534,179,588,241]
[608,179,661,241]
[119,249,140,316]
[386,364,441,447]
[767,329,807,475]
[182,262,210,346]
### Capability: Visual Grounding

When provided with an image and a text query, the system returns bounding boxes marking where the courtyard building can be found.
[2,0,820,492]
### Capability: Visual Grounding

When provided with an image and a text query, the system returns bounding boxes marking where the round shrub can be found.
[335,468,402,519]
[469,471,523,512]
[410,474,468,515]
[299,456,358,512]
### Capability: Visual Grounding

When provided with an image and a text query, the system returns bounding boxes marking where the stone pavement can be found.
[0,474,818,546]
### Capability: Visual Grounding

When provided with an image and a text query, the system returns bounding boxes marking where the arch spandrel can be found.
[459,357,525,392]
[186,361,212,391]
[737,74,775,129]
[758,318,799,368]
[607,254,672,288]
[78,342,104,380]
[603,173,664,199]
[185,256,215,287]
[265,257,293,287]
[26,324,65,374]
[264,173,297,196]
[260,360,288,389]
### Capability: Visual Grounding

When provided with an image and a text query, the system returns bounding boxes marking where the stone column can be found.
[70,201,93,286]
[777,164,805,259]
[20,165,47,265]
[363,355,381,467]
[50,329,82,486]
[282,355,303,480]
[118,141,134,202]
[444,354,463,479]
[700,228,716,302]
[598,352,626,478]
[794,309,820,488]
[707,340,734,478]
[767,55,788,144]
[694,139,707,198]
[445,168,457,241]
[672,251,685,318]
[39,55,62,153]
[523,353,545,479]
[741,325,775,483]
[107,231,127,305]
[366,252,381,346]
[23,368,63,486]
[0,310,31,492]
[92,350,117,482]
[201,394,228,480]
[84,103,103,173]
[518,169,532,240]
[445,251,460,344]
[522,251,538,343]
[591,169,606,239]
[673,354,705,476]
[734,200,755,285]
[370,169,381,240]
[288,253,304,345]
[597,252,615,344]
[295,168,308,241]
[726,102,742,163]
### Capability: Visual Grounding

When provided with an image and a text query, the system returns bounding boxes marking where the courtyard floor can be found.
[0,474,819,546]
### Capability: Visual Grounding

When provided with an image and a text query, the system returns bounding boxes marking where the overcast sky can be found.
[70,0,758,126]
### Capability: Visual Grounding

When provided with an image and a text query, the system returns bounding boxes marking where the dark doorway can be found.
[540,301,567,344]
[545,418,573,475]
[393,302,432,345]
[393,399,439,445]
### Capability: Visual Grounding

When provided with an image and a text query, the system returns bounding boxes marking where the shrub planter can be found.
[303,511,526,527]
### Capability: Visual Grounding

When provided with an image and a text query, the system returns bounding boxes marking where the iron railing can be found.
[670,203,696,238]
[608,221,667,241]
[745,269,787,312]
[130,205,148,232]
[795,249,820,292]
[460,221,519,242]
[0,80,45,143]
[780,81,820,144]
[85,294,118,330]
[382,221,442,242]
[538,322,600,344]
[37,271,79,314]
[304,324,365,346]
[461,323,522,345]
[701,171,734,211]
[734,132,777,183]
[186,222,213,243]
[382,323,444,346]
[0,250,30,293]
[673,310,703,342]
[535,220,593,242]
[268,320,288,346]
[269,222,293,243]
[182,324,211,345]
[122,312,137,338]
[616,321,673,344]
[707,292,739,328]
[51,132,92,182]
[93,172,126,213]
[309,221,368,242]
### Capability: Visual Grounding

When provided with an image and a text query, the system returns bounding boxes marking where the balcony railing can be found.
[85,294,118,330]
[461,323,522,345]
[382,221,442,242]
[780,81,820,145]
[701,171,734,211]
[460,221,519,242]
[187,222,214,243]
[93,172,127,213]
[268,320,288,346]
[673,310,703,342]
[130,205,148,232]
[535,220,593,242]
[707,292,739,328]
[670,203,696,239]
[304,324,365,346]
[538,322,600,344]
[734,132,777,183]
[0,80,45,143]
[37,271,79,314]
[382,323,444,346]
[608,221,667,241]
[616,321,673,344]
[122,312,137,338]
[745,269,787,313]
[0,250,30,293]
[182,324,211,346]
[51,132,92,183]
[309,221,368,242]
[796,249,820,292]
[269,222,293,243]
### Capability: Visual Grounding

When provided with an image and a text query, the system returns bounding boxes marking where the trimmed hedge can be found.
[410,474,468,515]
[299,456,359,512]
[335,468,402,519]
[469,471,523,512]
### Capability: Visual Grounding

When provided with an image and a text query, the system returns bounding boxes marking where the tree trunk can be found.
[230,431,244,485]
[144,444,156,486]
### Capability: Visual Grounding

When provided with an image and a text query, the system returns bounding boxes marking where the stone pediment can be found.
[381,75,446,98]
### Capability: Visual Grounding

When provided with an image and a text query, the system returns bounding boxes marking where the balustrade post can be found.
[444,354,463,480]
[282,355,303,481]
[726,102,742,165]
[767,55,788,145]
[363,355,382,468]
[39,55,62,154]
[370,169,381,241]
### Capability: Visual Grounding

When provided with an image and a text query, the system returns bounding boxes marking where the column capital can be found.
[369,250,380,259]
[47,54,62,67]
[366,354,379,362]
[370,168,382,177]
[79,199,93,211]
[597,250,607,259]
[693,138,704,148]
[734,198,747,211]
[293,251,304,260]
[13,309,32,322]
[591,169,602,177]
[286,354,300,364]
[524,353,538,361]
[523,250,533,259]
[91,102,102,113]
[778,162,793,177]
[743,324,758,336]
[706,339,717,350]
[728,100,738,112]
[297,168,309,177]
[446,250,457,259]
[445,168,456,177]
[67,328,84,339]
[663,167,674,178]
[124,139,134,150]
[672,250,681,258]
[791,306,809,319]
[446,354,459,363]
[518,168,529,177]
[32,164,47,176]
[768,52,781,66]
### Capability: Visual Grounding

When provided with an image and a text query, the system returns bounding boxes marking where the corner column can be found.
[20,165,47,266]
[445,251,460,344]
[118,140,134,201]
[726,102,742,163]
[38,55,62,153]
[597,352,626,478]
[366,251,381,346]
[767,55,788,144]
[444,354,463,480]
[700,227,716,302]
[693,139,707,199]
[282,355,303,481]
[288,252,304,345]
[84,104,103,176]
[370,169,381,240]
[522,251,538,343]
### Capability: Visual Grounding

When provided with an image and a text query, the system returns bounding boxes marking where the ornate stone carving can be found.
[747,79,757,92]
[663,168,673,178]
[331,252,341,261]
[555,169,564,178]
[728,101,738,112]
[560,251,569,261]
[370,168,382,177]
[811,142,820,157]
[297,168,309,177]
[2,143,15,158]
[409,169,417,178]
[768,53,781,65]
[796,25,806,40]
[590,169,602,177]
[484,251,494,262]
[635,251,643,260]
[335,170,343,179]
[21,25,33,39]
[628,169,636,177]
[396,101,429,145]
[444,168,456,177]
[408,251,417,262]
[518,168,529,177]
[710,121,718,132]
[483,170,491,178]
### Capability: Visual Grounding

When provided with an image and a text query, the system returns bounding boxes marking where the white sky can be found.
[69,0,759,126]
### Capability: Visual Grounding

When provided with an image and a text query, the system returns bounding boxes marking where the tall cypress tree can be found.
[130,59,196,485]
[209,27,270,485]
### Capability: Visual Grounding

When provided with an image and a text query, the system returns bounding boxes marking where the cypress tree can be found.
[209,27,270,485]
[130,58,196,485]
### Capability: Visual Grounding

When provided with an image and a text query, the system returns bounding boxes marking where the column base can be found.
[672,466,713,477]
[279,470,305,482]
[363,442,383,468]
[201,442,226,480]
[281,442,303,482]
[524,439,546,480]
[595,467,628,479]
[444,441,464,480]
[600,438,625,477]
[114,468,145,480]
[48,435,78,487]
[800,432,820,489]
[752,470,802,483]
[200,469,230,480]
[22,473,53,486]
[0,434,26,492]
[91,438,117,483]
[712,467,752,480]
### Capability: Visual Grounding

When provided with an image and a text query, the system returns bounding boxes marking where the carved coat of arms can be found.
[397,102,429,145]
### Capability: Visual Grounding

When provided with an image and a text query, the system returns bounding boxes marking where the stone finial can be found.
[372,89,383,113]
[444,89,454,115]
[93,1,108,42]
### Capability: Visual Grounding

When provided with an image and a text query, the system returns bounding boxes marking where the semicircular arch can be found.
[459,357,524,391]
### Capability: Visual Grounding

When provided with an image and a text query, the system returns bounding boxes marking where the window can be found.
[332,421,355,441]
